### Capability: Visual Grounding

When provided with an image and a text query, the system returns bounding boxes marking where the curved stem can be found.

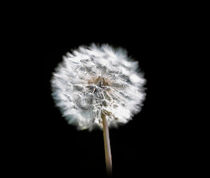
[102,112,112,176]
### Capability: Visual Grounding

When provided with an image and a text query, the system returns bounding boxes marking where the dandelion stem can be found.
[102,112,112,176]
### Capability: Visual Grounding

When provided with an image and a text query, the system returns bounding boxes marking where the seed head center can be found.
[88,76,111,88]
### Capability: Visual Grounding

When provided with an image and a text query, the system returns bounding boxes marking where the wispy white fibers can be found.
[51,44,146,130]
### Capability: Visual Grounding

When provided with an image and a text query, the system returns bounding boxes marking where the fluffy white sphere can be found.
[51,44,146,130]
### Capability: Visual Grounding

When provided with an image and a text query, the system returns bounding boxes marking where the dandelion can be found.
[51,44,146,175]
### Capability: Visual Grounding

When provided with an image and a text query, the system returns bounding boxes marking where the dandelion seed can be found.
[51,44,146,175]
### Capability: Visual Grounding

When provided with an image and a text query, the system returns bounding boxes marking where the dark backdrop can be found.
[6,6,188,178]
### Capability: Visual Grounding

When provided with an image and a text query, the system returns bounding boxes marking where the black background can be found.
[4,4,192,178]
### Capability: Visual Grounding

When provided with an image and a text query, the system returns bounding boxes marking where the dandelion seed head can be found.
[51,44,146,130]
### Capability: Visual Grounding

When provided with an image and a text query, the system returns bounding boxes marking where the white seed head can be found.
[51,44,146,130]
